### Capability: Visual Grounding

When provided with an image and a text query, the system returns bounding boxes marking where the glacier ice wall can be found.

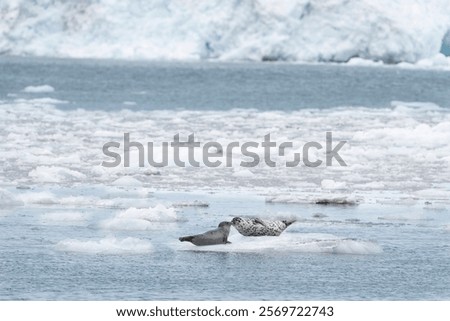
[0,0,449,63]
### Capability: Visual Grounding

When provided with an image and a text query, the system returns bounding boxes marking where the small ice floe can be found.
[22,85,55,93]
[172,200,209,208]
[265,194,305,204]
[28,166,86,183]
[123,101,137,106]
[97,198,152,209]
[15,97,68,104]
[18,191,58,205]
[178,233,382,255]
[321,179,347,190]
[346,57,383,67]
[55,237,153,254]
[353,181,385,190]
[266,194,360,206]
[232,169,254,178]
[413,53,450,70]
[99,204,180,231]
[111,176,143,187]
[0,188,24,206]
[117,204,178,222]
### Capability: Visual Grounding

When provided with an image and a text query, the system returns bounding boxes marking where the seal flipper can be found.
[282,219,296,227]
[254,218,267,226]
[179,236,194,243]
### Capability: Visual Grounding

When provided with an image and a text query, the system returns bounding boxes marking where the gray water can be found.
[1,56,450,110]
[0,56,449,300]
[1,191,449,300]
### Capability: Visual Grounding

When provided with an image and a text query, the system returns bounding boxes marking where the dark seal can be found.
[179,221,232,246]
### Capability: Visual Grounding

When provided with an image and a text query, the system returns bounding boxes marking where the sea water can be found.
[0,57,449,300]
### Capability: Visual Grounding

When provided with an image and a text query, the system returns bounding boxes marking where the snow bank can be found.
[0,0,449,64]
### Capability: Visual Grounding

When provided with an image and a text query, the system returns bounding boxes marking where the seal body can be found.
[231,217,295,236]
[179,221,232,246]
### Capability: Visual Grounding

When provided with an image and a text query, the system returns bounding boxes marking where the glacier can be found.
[0,0,449,63]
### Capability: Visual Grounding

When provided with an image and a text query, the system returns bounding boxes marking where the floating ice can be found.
[29,166,86,183]
[347,54,450,71]
[178,232,382,255]
[99,204,180,230]
[111,176,143,187]
[18,191,58,205]
[321,179,347,190]
[346,57,384,67]
[22,85,55,93]
[266,194,360,206]
[0,188,24,206]
[232,169,254,178]
[98,218,157,231]
[117,205,178,222]
[14,97,68,104]
[2,98,450,205]
[55,237,153,254]
[398,53,450,70]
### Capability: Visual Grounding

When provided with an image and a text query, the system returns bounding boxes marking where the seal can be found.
[231,217,295,236]
[179,221,232,246]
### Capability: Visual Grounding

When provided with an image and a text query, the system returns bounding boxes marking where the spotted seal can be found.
[231,217,295,236]
[179,221,232,246]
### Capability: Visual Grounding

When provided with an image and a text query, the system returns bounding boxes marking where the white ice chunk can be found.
[22,85,55,93]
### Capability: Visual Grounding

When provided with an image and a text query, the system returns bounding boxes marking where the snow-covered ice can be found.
[0,0,449,66]
[178,232,383,255]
